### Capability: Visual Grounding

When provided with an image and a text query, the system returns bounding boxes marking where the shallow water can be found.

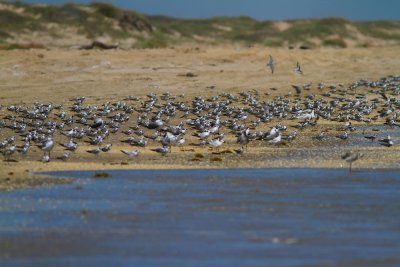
[0,169,400,267]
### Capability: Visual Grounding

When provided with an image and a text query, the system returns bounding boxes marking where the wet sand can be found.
[0,46,400,190]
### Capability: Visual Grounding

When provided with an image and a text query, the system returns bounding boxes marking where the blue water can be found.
[1,168,400,267]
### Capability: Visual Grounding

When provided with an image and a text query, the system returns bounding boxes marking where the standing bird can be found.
[266,55,275,74]
[40,137,54,157]
[208,137,224,152]
[342,151,363,173]
[237,128,250,150]
[295,62,303,75]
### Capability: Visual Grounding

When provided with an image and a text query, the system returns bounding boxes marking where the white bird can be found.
[151,146,169,156]
[208,138,224,151]
[41,154,50,163]
[268,133,282,145]
[197,130,211,140]
[57,152,71,161]
[296,109,315,120]
[266,127,279,140]
[61,139,78,151]
[41,137,54,157]
[176,137,186,150]
[121,149,140,157]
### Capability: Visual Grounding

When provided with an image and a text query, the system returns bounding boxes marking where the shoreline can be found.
[1,47,399,191]
[2,146,399,191]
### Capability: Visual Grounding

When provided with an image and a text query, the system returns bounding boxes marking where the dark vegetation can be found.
[0,1,399,49]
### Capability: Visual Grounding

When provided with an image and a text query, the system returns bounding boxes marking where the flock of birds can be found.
[0,56,399,170]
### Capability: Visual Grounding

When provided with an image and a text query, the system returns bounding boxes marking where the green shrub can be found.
[323,38,347,48]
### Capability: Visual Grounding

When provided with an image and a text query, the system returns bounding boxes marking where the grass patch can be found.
[323,38,347,48]
[210,157,223,162]
[282,18,349,42]
[355,21,400,41]
[194,153,205,158]
[0,9,41,32]
[0,30,12,39]
[136,31,169,48]
[263,38,284,47]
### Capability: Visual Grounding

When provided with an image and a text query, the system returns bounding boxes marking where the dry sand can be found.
[0,46,399,191]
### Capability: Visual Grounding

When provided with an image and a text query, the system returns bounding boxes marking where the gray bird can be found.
[87,147,101,155]
[151,146,169,156]
[342,151,363,173]
[295,62,303,75]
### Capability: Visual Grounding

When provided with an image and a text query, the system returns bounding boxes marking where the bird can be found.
[2,145,16,159]
[236,128,250,150]
[342,151,363,173]
[41,154,50,163]
[268,133,282,145]
[266,55,275,74]
[61,140,78,151]
[234,146,245,154]
[336,132,349,140]
[364,134,377,142]
[87,147,101,155]
[315,132,326,141]
[40,137,54,157]
[379,135,394,147]
[291,85,302,95]
[101,143,112,152]
[208,138,224,152]
[151,146,169,156]
[57,152,71,161]
[90,118,104,129]
[196,130,211,140]
[146,119,164,129]
[121,149,140,157]
[295,62,303,75]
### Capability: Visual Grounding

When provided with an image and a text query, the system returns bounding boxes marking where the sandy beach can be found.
[1,46,399,190]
